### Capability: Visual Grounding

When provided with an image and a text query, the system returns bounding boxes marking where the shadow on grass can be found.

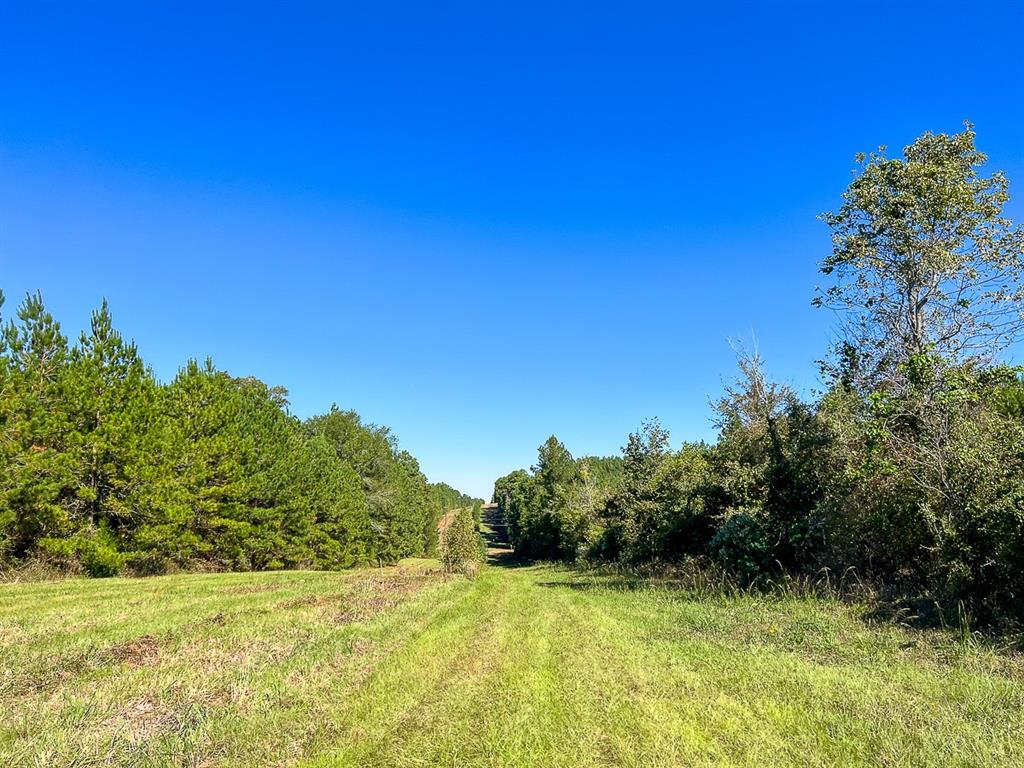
[535,577,669,591]
[487,550,533,569]
[532,566,1024,647]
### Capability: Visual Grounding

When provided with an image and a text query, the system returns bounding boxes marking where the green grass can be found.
[2,561,1023,767]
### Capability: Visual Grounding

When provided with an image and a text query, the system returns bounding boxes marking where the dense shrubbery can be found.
[497,359,1024,627]
[494,126,1024,627]
[0,296,478,576]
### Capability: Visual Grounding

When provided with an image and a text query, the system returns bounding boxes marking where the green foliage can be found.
[494,436,603,561]
[817,123,1024,386]
[427,482,480,555]
[492,127,1024,627]
[708,510,771,582]
[440,506,485,576]
[39,526,126,577]
[492,468,532,551]
[577,455,624,494]
[816,355,1024,621]
[307,408,445,564]
[0,293,471,577]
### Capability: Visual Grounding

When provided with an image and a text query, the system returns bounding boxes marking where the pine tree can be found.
[0,293,77,562]
[55,300,162,573]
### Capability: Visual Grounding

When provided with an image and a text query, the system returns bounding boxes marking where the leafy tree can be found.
[535,436,577,499]
[817,124,1024,387]
[523,436,576,559]
[814,126,1024,617]
[615,419,671,562]
[706,349,827,576]
[556,459,604,561]
[308,407,434,564]
[576,455,624,494]
[491,441,569,560]
[486,125,1024,625]
[597,423,713,564]
[652,444,714,558]
[492,469,533,551]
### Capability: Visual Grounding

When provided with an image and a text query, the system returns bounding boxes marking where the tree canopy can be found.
[817,124,1024,387]
[495,126,1024,628]
[0,292,478,576]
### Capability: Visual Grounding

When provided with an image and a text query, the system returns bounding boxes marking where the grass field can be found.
[2,559,1023,768]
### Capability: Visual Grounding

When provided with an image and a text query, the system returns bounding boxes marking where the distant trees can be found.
[427,482,478,555]
[0,291,476,576]
[493,444,622,563]
[494,126,1024,627]
[492,469,532,551]
[307,408,437,565]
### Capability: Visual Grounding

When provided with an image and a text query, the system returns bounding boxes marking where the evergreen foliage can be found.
[0,294,476,576]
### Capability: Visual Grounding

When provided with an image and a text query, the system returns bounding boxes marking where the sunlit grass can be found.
[2,562,1022,767]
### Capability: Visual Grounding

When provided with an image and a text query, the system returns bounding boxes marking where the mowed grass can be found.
[2,562,1023,767]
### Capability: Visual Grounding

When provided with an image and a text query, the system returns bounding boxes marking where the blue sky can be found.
[2,2,1023,498]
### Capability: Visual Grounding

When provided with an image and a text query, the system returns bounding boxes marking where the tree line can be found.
[493,125,1024,626]
[0,296,479,577]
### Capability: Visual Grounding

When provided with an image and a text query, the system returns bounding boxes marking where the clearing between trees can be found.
[2,543,1022,767]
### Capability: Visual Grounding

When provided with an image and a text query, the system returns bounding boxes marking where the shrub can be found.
[709,509,772,582]
[441,508,485,577]
[39,529,126,577]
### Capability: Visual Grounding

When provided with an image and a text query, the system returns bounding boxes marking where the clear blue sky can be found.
[2,2,1023,498]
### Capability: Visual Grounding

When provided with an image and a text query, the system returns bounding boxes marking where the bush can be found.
[709,509,772,583]
[39,529,126,577]
[441,508,485,577]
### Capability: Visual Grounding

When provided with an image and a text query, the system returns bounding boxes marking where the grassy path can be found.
[306,564,1024,767]
[2,559,1023,767]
